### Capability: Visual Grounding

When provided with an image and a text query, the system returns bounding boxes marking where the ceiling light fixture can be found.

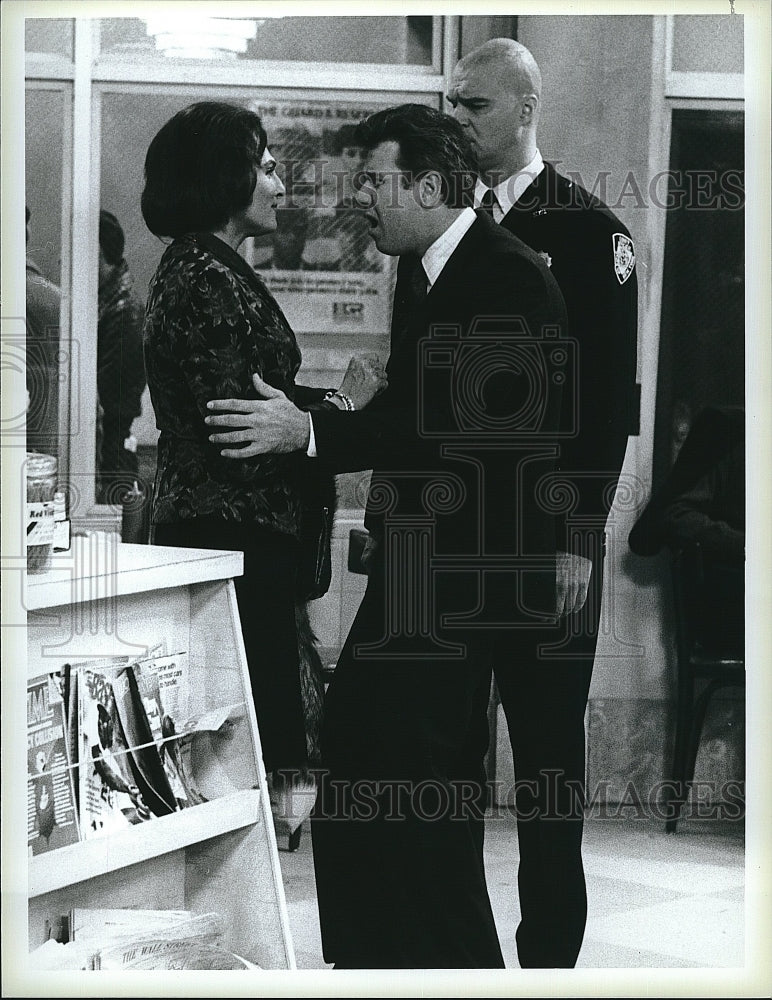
[143,16,261,60]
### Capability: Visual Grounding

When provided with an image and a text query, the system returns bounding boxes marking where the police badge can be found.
[613,233,636,285]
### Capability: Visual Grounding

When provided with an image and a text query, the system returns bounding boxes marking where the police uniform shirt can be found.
[475,153,639,557]
[473,149,545,224]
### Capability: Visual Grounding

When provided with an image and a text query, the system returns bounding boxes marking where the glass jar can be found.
[26,452,57,574]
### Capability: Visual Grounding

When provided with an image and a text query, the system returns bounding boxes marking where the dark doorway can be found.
[653,109,744,485]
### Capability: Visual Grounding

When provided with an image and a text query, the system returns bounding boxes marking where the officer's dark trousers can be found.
[483,533,606,968]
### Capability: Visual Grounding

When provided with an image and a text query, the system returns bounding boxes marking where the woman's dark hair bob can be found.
[141,101,268,238]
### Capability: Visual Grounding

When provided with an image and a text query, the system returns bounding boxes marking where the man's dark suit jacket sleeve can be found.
[308,389,425,473]
[293,385,335,409]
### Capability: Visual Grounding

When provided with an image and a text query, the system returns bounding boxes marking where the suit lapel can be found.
[421,212,491,306]
[389,213,498,357]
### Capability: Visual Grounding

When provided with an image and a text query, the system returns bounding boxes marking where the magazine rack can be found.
[26,538,296,970]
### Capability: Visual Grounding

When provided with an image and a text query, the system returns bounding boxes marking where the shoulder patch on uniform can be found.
[613,233,636,285]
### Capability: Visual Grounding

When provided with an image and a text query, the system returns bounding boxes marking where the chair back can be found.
[670,541,745,667]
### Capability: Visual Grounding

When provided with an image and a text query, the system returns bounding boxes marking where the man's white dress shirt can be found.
[307,206,478,456]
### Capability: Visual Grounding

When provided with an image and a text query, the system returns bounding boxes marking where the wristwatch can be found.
[324,390,355,411]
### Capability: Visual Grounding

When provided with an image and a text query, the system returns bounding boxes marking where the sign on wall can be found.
[245,97,402,335]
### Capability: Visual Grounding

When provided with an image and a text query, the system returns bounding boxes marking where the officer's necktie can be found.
[479,186,497,221]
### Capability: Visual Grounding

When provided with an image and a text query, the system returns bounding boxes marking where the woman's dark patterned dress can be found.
[143,232,328,772]
[143,231,307,532]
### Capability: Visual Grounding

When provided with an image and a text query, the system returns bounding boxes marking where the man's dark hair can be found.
[99,209,125,265]
[353,104,477,209]
[141,101,268,238]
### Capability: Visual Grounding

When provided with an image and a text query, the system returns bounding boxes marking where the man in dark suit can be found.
[447,38,640,967]
[205,104,568,968]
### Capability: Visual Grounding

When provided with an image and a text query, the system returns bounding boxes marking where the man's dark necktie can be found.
[410,259,428,303]
[479,187,497,220]
[392,257,428,350]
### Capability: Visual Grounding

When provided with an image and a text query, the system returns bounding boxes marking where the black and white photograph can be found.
[2,1,770,996]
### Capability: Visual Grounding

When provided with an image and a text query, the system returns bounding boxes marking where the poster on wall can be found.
[245,97,402,335]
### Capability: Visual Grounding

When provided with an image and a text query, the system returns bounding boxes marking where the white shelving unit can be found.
[26,537,296,970]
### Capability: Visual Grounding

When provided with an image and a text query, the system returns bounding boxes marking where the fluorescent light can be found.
[143,17,260,60]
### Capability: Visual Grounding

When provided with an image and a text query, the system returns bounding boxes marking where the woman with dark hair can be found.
[141,101,385,787]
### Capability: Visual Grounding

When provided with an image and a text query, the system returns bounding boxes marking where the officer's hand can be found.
[555,551,593,616]
[360,535,379,574]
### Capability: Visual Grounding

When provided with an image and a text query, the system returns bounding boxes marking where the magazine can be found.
[148,651,189,728]
[47,662,80,813]
[176,702,251,803]
[94,939,257,970]
[70,908,228,967]
[128,652,196,808]
[111,664,179,818]
[128,648,250,807]
[70,907,193,943]
[27,674,80,855]
[51,646,246,842]
[76,658,154,839]
[32,910,231,971]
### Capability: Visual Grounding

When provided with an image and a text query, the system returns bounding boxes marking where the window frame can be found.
[24,14,461,528]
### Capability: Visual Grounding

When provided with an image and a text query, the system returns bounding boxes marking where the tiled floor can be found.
[277,809,745,972]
